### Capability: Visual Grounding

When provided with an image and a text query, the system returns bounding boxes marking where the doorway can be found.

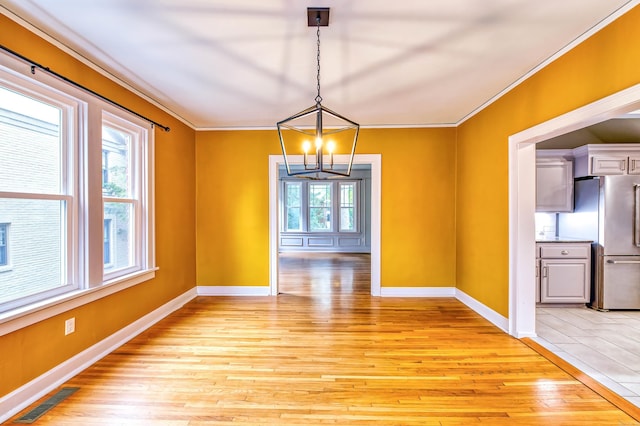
[509,83,640,336]
[269,154,382,297]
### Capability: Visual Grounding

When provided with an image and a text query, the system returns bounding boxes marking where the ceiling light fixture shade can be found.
[277,7,359,177]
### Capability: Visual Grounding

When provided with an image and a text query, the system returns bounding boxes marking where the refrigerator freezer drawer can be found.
[596,256,640,310]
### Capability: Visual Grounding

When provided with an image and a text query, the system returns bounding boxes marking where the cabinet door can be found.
[591,156,627,175]
[540,259,589,303]
[628,157,640,175]
[536,161,573,212]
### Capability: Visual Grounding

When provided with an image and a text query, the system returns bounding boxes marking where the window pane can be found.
[340,183,355,231]
[309,183,331,231]
[310,207,331,230]
[341,208,354,231]
[287,207,301,231]
[0,86,62,194]
[285,182,301,231]
[103,219,112,265]
[102,126,131,197]
[104,201,133,272]
[309,183,331,207]
[0,223,7,266]
[286,182,301,206]
[0,198,65,305]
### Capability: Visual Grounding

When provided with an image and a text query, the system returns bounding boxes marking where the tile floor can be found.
[535,306,640,408]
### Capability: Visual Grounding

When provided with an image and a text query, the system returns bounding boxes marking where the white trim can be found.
[380,287,456,297]
[196,286,271,296]
[269,154,382,297]
[509,82,640,338]
[197,123,457,131]
[0,269,157,336]
[0,288,196,424]
[455,289,510,334]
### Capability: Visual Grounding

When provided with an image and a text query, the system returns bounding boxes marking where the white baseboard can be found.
[380,286,456,297]
[197,286,271,296]
[455,288,509,333]
[0,288,197,424]
[378,287,508,334]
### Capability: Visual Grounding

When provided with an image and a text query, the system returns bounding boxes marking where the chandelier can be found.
[277,7,359,177]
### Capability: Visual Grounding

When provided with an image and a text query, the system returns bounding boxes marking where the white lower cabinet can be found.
[537,243,591,304]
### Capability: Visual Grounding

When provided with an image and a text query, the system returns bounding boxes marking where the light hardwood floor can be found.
[5,253,639,425]
[536,306,640,408]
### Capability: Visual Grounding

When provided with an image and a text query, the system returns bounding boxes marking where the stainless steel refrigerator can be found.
[558,175,640,310]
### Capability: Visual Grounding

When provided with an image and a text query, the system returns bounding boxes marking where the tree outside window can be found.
[309,183,332,231]
[285,182,302,231]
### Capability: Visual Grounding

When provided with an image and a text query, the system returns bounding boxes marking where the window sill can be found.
[0,267,158,337]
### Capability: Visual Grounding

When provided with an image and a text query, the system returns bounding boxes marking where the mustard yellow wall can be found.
[0,16,197,397]
[456,6,640,317]
[195,127,457,288]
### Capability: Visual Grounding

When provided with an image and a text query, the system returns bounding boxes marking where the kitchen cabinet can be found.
[536,150,573,212]
[536,242,590,304]
[573,144,640,177]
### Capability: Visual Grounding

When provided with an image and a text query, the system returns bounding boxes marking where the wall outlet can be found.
[64,317,75,335]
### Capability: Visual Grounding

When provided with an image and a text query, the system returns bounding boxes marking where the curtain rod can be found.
[0,44,170,132]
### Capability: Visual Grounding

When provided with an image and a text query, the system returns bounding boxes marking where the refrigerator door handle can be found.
[636,184,640,247]
[606,259,640,264]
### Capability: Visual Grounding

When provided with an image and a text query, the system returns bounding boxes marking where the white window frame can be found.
[101,111,150,282]
[0,72,80,312]
[280,179,361,235]
[308,182,333,232]
[283,181,303,232]
[0,49,156,334]
[338,181,359,233]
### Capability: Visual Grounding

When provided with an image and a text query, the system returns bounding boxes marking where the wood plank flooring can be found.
[5,253,639,425]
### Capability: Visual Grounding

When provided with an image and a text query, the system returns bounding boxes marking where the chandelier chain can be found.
[315,17,322,105]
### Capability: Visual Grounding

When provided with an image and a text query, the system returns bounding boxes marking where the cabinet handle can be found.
[561,250,569,255]
[607,259,640,264]
[542,267,548,278]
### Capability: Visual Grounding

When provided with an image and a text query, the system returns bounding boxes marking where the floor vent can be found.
[14,387,79,424]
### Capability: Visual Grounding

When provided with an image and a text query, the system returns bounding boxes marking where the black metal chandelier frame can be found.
[276,7,360,177]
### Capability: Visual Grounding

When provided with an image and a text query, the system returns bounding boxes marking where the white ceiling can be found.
[1,1,636,130]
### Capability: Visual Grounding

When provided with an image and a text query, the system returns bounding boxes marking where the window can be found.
[0,51,155,316]
[281,179,361,235]
[285,182,302,231]
[309,183,332,231]
[102,116,146,278]
[0,224,8,267]
[340,182,356,232]
[0,84,74,309]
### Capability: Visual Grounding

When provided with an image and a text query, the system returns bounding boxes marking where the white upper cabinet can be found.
[536,150,574,212]
[573,144,640,177]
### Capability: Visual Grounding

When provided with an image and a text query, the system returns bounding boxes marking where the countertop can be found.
[535,236,593,243]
